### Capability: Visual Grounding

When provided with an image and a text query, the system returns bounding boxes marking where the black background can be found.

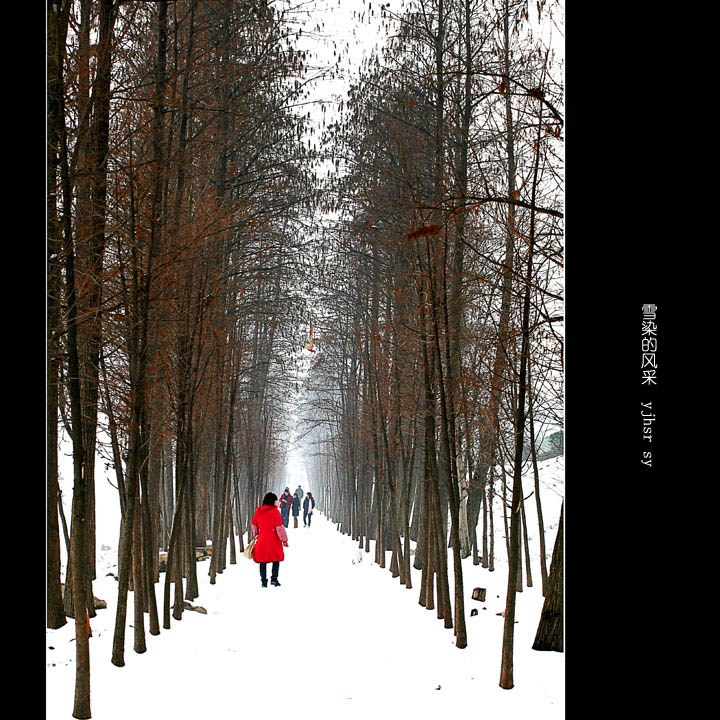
[566,2,687,713]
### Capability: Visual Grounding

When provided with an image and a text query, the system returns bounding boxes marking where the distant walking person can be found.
[295,485,304,501]
[303,492,316,527]
[279,487,293,528]
[291,492,301,528]
[251,493,289,587]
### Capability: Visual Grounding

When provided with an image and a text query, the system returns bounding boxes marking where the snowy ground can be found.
[47,453,564,720]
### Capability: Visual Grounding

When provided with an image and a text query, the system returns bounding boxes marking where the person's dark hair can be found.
[262,492,277,506]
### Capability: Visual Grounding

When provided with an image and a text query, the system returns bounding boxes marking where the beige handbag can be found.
[243,536,256,560]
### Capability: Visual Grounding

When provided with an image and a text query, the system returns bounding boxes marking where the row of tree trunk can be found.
[303,0,564,687]
[47,2,318,718]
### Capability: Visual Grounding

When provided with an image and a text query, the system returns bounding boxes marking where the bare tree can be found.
[532,503,563,652]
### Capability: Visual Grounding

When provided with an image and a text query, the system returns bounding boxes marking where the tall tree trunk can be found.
[51,0,98,712]
[111,400,140,666]
[141,453,161,633]
[521,494,533,588]
[78,0,116,598]
[532,504,563,652]
[528,359,549,595]
[488,465,495,572]
[471,0,519,557]
[47,0,67,630]
[62,119,92,717]
[499,8,539,680]
[425,235,467,647]
[114,0,167,660]
[448,0,474,563]
[132,493,147,654]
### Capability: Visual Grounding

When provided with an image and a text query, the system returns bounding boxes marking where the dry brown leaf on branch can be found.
[406,225,441,240]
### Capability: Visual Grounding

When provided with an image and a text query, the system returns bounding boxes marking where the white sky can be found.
[287,0,389,138]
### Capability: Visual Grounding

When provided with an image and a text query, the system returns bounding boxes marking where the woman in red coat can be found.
[251,492,289,587]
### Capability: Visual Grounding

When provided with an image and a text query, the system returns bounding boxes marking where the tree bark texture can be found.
[532,504,563,652]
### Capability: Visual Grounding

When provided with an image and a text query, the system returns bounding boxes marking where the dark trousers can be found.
[259,561,279,581]
[303,511,312,526]
[280,507,290,527]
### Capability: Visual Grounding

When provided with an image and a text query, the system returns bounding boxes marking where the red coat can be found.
[251,505,285,563]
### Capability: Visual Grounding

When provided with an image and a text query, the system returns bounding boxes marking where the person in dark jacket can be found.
[291,492,301,528]
[302,492,316,527]
[278,487,293,528]
[251,493,289,587]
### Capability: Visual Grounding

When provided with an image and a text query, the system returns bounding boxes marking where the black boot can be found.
[261,579,268,588]
[271,578,281,587]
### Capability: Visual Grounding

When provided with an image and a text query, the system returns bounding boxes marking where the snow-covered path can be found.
[46,509,563,719]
